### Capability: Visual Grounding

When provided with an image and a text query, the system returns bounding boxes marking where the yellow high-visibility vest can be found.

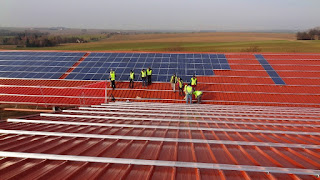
[178,80,183,88]
[193,91,203,98]
[170,76,177,83]
[130,72,135,79]
[110,71,115,81]
[141,71,147,78]
[147,69,152,75]
[186,86,193,94]
[191,77,197,85]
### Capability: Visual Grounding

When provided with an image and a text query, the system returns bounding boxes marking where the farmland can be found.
[1,32,320,53]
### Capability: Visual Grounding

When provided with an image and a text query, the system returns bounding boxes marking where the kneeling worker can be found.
[193,90,203,104]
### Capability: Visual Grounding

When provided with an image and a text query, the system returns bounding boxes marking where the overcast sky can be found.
[0,0,319,31]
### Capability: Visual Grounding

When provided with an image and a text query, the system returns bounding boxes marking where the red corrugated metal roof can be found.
[0,102,320,179]
[1,52,320,179]
[1,53,320,107]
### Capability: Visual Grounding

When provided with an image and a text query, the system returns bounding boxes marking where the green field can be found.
[5,40,319,53]
[1,32,320,53]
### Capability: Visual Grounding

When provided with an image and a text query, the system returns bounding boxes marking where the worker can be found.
[170,73,177,92]
[193,90,203,104]
[185,84,193,104]
[129,70,135,88]
[190,75,197,90]
[147,67,152,85]
[141,69,147,87]
[109,69,116,90]
[178,77,184,96]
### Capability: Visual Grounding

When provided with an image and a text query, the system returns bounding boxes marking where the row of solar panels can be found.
[0,56,81,61]
[255,55,286,85]
[83,57,228,63]
[0,72,63,79]
[78,62,229,69]
[0,52,85,56]
[0,52,228,81]
[0,52,84,80]
[0,61,75,66]
[0,66,70,72]
[89,53,226,58]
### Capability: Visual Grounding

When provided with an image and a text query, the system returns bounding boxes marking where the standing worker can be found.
[129,70,135,88]
[178,77,184,96]
[190,75,197,90]
[147,67,152,85]
[185,84,193,104]
[109,69,116,90]
[193,90,203,104]
[141,69,147,87]
[170,73,177,92]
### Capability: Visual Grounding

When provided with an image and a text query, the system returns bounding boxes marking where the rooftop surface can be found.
[1,102,320,179]
[1,52,320,107]
[0,51,320,179]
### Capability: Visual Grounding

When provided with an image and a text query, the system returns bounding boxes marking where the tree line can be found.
[0,30,87,47]
[297,28,320,40]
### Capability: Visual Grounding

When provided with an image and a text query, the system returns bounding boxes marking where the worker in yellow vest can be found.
[147,67,152,85]
[185,84,193,104]
[193,90,203,104]
[178,77,184,96]
[170,74,177,92]
[129,70,135,88]
[109,69,116,90]
[141,69,147,87]
[190,75,197,90]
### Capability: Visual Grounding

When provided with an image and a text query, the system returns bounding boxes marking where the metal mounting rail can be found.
[64,109,320,123]
[43,112,320,123]
[93,103,320,112]
[1,151,319,176]
[13,118,320,136]
[1,129,319,149]
[79,107,320,117]
[97,103,320,112]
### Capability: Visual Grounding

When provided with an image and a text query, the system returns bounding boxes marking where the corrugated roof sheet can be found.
[1,52,320,179]
[0,102,320,179]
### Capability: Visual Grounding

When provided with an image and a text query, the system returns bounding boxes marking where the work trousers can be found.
[197,94,202,104]
[142,77,147,87]
[186,94,192,104]
[179,87,184,96]
[171,83,176,92]
[111,80,116,89]
[129,79,134,88]
[147,75,152,85]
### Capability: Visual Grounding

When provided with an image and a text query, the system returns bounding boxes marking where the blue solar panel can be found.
[1,52,232,81]
[157,76,167,81]
[205,70,214,76]
[195,64,203,69]
[134,63,143,68]
[255,54,286,85]
[272,77,286,85]
[97,68,107,73]
[33,73,45,78]
[0,51,84,79]
[221,63,231,69]
[217,54,226,58]
[15,72,27,78]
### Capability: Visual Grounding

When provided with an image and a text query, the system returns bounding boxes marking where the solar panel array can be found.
[0,52,84,79]
[66,53,230,82]
[255,54,286,85]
